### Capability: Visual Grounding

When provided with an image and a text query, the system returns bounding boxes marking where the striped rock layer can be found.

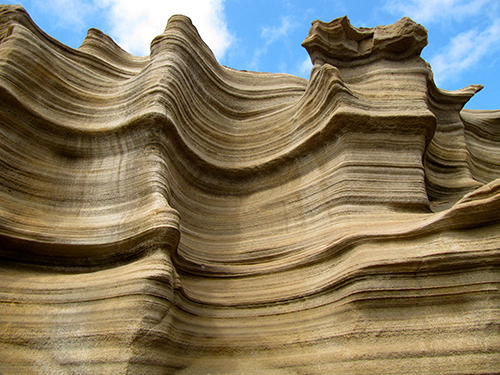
[0,5,499,374]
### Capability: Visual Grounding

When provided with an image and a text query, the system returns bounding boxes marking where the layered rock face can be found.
[0,5,499,374]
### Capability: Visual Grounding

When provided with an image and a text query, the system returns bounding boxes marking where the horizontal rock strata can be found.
[0,5,499,374]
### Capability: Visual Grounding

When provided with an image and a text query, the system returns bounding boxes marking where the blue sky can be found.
[5,0,500,109]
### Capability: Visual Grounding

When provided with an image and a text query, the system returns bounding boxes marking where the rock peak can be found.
[302,15,428,66]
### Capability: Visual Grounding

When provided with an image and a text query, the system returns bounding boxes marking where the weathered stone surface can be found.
[0,5,499,374]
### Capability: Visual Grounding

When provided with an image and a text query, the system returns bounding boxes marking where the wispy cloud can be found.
[10,0,96,31]
[49,0,95,29]
[385,0,500,86]
[96,0,234,58]
[385,0,492,24]
[261,16,295,45]
[430,19,500,84]
[297,56,312,78]
[247,16,298,71]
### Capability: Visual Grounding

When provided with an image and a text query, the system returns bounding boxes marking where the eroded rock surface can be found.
[0,5,499,374]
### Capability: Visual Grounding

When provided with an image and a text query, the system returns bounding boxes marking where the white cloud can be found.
[247,47,265,71]
[261,16,295,45]
[384,0,500,86]
[14,0,96,31]
[246,16,298,72]
[297,56,312,78]
[96,0,234,58]
[385,0,492,24]
[430,19,500,84]
[50,0,94,28]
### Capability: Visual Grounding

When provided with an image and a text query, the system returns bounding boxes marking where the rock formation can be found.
[0,5,499,374]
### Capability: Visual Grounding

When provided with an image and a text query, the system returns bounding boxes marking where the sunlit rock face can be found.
[0,5,499,374]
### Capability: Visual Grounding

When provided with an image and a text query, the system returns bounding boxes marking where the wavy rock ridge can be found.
[0,5,499,374]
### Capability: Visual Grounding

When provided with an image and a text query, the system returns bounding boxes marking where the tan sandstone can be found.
[0,5,499,374]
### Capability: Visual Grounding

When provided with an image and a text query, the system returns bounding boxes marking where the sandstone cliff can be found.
[0,5,499,374]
